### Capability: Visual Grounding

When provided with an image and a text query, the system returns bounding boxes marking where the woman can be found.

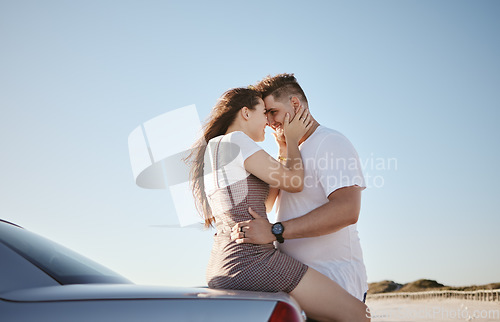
[187,88,369,322]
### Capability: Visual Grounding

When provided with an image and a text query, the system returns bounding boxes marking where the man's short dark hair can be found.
[253,73,308,104]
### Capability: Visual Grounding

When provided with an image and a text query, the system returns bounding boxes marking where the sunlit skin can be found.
[264,95,296,144]
[246,98,269,142]
[226,98,269,142]
[264,95,319,147]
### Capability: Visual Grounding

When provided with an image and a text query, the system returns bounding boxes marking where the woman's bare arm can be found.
[244,106,312,192]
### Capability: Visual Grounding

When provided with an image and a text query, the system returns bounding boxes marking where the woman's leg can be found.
[290,268,370,322]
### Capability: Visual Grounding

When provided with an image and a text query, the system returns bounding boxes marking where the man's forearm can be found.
[281,187,362,239]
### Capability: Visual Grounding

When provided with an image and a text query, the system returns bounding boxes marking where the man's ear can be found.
[290,96,301,113]
[240,106,250,120]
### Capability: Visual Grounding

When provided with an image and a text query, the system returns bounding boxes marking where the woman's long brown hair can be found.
[186,88,262,228]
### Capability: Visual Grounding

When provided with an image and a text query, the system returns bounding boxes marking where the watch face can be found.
[272,223,283,234]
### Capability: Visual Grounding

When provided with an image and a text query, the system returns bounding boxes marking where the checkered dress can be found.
[205,137,308,293]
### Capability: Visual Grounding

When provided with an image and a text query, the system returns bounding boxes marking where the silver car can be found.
[0,219,304,321]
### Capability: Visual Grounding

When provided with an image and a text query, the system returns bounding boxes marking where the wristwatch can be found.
[271,222,285,243]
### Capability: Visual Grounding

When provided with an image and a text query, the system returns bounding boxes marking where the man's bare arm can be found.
[231,185,364,244]
[283,185,363,239]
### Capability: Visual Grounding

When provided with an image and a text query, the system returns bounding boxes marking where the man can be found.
[231,73,368,302]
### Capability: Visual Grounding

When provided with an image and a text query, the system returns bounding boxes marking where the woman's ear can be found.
[240,106,250,120]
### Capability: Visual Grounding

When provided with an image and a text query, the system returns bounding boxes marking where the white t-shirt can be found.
[276,126,368,301]
[204,131,263,194]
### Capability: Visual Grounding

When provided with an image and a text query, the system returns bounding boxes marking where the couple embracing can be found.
[187,74,370,322]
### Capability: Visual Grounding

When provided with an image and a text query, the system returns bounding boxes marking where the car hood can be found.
[0,284,293,303]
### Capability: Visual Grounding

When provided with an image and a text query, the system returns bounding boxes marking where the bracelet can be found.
[278,156,288,161]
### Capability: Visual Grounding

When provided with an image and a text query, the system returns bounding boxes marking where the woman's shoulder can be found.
[206,131,260,159]
[221,131,262,161]
[215,131,257,149]
[207,134,223,145]
[207,131,250,144]
[226,131,252,142]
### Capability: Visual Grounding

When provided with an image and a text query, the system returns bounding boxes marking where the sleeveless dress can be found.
[205,134,308,293]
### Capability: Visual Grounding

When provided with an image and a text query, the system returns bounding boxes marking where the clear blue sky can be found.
[1,1,499,287]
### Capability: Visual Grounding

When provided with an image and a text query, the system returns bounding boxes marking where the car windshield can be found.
[0,221,131,285]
